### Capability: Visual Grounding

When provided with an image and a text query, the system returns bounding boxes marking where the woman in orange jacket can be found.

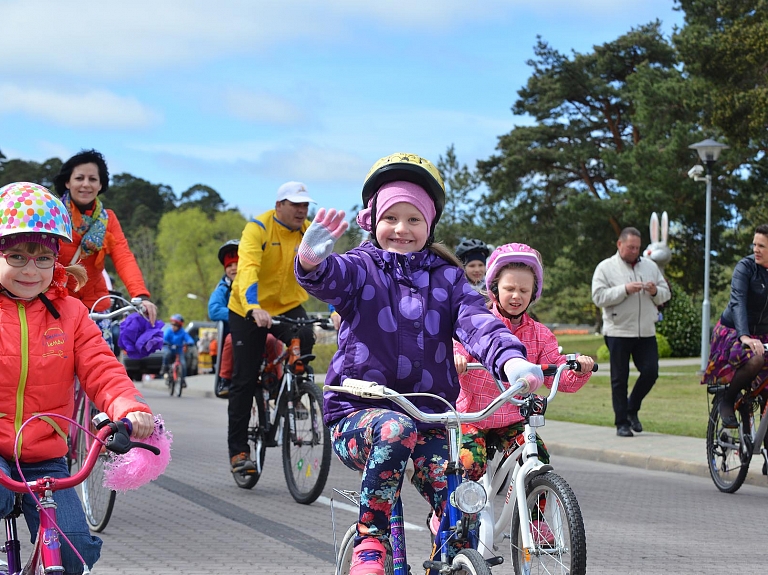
[0,182,155,575]
[53,149,158,324]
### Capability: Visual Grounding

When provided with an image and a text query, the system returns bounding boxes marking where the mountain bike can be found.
[706,342,768,493]
[2,413,160,575]
[468,358,592,575]
[67,295,149,532]
[232,315,334,505]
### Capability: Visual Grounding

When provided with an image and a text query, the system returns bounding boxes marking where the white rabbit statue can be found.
[644,211,671,274]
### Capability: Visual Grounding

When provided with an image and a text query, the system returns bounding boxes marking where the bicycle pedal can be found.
[486,556,504,566]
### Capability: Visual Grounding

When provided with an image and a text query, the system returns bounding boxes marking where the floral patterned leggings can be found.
[331,408,449,545]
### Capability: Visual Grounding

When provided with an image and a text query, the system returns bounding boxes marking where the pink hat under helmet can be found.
[486,243,544,301]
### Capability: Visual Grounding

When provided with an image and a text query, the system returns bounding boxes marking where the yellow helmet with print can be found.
[361,152,446,231]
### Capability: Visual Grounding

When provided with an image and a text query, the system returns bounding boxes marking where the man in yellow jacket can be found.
[227,182,317,473]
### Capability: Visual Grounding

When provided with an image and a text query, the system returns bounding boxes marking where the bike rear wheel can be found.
[75,398,116,532]
[706,393,756,493]
[282,378,331,504]
[511,471,586,575]
[232,397,267,490]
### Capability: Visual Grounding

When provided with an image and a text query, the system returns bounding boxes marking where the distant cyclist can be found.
[208,240,239,397]
[162,314,194,388]
[455,238,490,292]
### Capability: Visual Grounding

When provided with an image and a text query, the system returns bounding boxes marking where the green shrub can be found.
[312,343,337,373]
[656,281,701,357]
[596,331,672,362]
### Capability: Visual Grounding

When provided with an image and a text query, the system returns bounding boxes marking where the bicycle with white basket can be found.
[326,354,593,575]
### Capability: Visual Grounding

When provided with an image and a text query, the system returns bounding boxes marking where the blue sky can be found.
[0,0,684,219]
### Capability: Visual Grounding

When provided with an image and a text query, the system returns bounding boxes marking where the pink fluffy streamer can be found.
[103,415,173,492]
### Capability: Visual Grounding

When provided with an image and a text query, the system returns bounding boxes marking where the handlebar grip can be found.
[324,380,387,398]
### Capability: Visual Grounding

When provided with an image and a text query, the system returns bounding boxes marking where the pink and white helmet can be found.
[486,243,544,301]
[0,182,72,242]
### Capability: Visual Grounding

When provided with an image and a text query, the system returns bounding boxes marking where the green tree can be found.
[155,207,246,320]
[104,174,176,238]
[436,145,483,249]
[0,156,62,189]
[178,184,229,215]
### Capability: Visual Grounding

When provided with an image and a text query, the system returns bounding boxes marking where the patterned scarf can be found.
[62,192,108,258]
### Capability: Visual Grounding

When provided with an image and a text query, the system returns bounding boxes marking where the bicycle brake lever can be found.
[128,441,161,455]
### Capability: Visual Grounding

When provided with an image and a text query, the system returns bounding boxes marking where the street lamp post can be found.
[688,138,729,372]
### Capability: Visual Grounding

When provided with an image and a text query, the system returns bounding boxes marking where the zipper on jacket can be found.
[13,302,29,457]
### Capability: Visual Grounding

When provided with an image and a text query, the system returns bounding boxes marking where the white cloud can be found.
[0,0,668,79]
[0,85,161,129]
[256,145,370,183]
[223,89,306,125]
[131,141,273,163]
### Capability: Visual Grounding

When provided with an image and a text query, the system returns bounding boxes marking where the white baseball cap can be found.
[276,181,315,204]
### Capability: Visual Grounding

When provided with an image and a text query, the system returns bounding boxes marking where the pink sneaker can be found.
[350,537,386,575]
[531,520,555,546]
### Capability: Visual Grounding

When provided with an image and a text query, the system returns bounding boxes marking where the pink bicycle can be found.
[1,414,159,575]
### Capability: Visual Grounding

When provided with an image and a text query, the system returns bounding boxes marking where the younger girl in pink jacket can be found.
[454,243,594,481]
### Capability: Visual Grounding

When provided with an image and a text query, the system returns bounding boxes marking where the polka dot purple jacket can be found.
[295,241,527,429]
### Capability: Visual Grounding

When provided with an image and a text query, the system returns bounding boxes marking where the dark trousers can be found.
[227,306,315,457]
[604,335,659,427]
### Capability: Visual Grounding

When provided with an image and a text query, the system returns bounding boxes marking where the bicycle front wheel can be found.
[282,379,331,504]
[76,399,116,532]
[511,471,586,575]
[174,363,183,397]
[233,397,267,490]
[451,549,492,575]
[706,395,754,493]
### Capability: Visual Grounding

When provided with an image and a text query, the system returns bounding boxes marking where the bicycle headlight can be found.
[451,481,487,514]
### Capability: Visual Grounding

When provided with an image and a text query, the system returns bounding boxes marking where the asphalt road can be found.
[32,384,768,575]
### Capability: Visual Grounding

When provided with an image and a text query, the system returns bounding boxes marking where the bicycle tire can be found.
[168,368,176,397]
[174,362,183,397]
[451,549,492,575]
[336,524,395,575]
[76,399,116,532]
[511,471,586,575]
[282,379,331,504]
[232,397,267,490]
[706,395,753,493]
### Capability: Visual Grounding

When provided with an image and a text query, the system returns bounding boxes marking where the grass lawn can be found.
[553,333,605,359]
[546,364,712,438]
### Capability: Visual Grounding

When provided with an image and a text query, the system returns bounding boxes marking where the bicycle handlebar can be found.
[271,315,334,330]
[324,357,597,427]
[0,415,159,494]
[89,295,145,322]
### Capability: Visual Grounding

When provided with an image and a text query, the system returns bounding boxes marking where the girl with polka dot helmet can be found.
[0,181,73,248]
[294,152,544,574]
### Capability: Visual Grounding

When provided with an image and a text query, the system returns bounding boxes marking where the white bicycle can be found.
[469,356,591,575]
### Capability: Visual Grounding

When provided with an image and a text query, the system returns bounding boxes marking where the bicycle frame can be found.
[2,415,142,575]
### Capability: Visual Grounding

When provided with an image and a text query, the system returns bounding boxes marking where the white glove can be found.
[298,208,348,266]
[503,358,544,394]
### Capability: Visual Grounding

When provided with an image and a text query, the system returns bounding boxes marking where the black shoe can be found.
[181,380,187,388]
[617,425,634,437]
[627,413,643,433]
[719,400,739,428]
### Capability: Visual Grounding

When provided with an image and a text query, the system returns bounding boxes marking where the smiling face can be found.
[0,243,55,299]
[225,261,238,280]
[464,260,486,284]
[66,162,102,209]
[754,233,768,268]
[375,202,429,254]
[494,267,535,321]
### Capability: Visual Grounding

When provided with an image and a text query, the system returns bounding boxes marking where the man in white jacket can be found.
[592,227,671,437]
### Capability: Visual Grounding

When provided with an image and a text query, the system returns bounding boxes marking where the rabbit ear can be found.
[661,211,669,243]
[650,212,659,244]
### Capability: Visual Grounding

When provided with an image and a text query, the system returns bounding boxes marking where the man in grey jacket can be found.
[592,227,671,437]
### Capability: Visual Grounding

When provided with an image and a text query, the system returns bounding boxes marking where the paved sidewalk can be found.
[142,359,768,490]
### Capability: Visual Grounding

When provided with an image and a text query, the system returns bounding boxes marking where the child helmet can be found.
[217,239,240,265]
[486,243,544,302]
[455,239,490,264]
[361,153,445,231]
[0,182,72,243]
[170,314,184,325]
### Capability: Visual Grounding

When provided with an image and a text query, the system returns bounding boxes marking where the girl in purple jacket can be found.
[295,152,543,575]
